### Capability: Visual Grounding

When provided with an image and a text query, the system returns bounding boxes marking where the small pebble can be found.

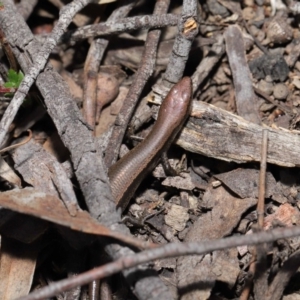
[255,0,264,5]
[292,98,300,107]
[265,75,273,83]
[295,61,300,72]
[249,24,259,36]
[260,103,275,112]
[256,29,266,43]
[266,17,293,45]
[212,180,221,188]
[292,78,300,90]
[273,83,289,100]
[244,0,254,7]
[242,7,256,20]
[257,80,273,95]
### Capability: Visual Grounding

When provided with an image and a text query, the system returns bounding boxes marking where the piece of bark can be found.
[176,100,300,167]
[13,140,79,217]
[178,247,239,299]
[214,168,285,202]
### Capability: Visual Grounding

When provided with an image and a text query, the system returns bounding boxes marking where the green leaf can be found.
[4,82,15,88]
[4,69,24,88]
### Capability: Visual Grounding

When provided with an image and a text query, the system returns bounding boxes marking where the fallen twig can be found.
[19,224,300,300]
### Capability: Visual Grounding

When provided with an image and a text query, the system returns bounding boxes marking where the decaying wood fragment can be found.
[176,101,300,168]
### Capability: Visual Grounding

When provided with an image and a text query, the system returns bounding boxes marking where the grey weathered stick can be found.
[176,101,300,167]
[266,249,300,300]
[224,25,260,124]
[82,2,135,295]
[150,0,198,111]
[82,34,102,129]
[83,0,135,129]
[191,34,225,92]
[257,129,268,228]
[0,1,173,299]
[64,13,179,43]
[19,224,300,300]
[0,0,96,147]
[151,34,224,110]
[16,0,38,20]
[162,0,199,87]
[105,0,171,167]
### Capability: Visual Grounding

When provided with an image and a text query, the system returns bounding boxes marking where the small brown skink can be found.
[108,77,193,211]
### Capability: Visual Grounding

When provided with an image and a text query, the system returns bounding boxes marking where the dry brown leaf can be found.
[214,168,286,203]
[0,188,152,249]
[95,86,128,136]
[0,238,38,299]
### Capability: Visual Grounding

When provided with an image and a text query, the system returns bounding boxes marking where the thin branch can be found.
[63,13,179,43]
[239,256,256,300]
[16,0,38,20]
[105,0,171,167]
[257,129,268,228]
[82,38,99,129]
[162,0,199,87]
[20,224,300,300]
[224,25,260,124]
[191,34,224,93]
[242,130,269,300]
[82,0,135,129]
[267,249,300,300]
[82,4,135,296]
